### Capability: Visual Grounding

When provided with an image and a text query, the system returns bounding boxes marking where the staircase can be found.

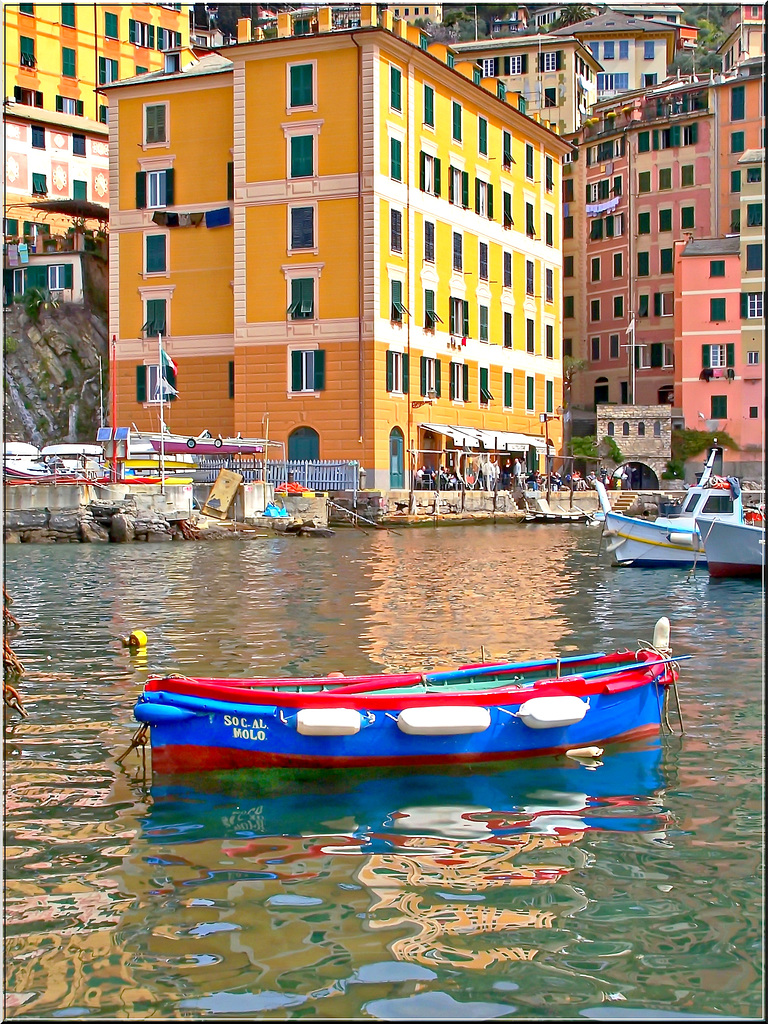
[610,491,638,513]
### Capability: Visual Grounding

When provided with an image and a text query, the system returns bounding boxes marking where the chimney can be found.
[317,6,333,33]
[381,9,394,32]
[395,17,409,40]
[237,17,251,43]
[277,11,291,38]
[359,4,377,28]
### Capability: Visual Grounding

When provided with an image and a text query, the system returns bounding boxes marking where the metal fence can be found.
[197,457,358,492]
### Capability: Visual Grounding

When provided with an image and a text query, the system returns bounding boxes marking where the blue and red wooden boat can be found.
[133,619,681,775]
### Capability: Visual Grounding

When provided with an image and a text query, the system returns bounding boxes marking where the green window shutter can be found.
[419,151,426,190]
[291,136,313,177]
[433,158,441,196]
[474,178,481,214]
[434,359,441,397]
[638,212,650,234]
[386,350,394,392]
[652,129,659,151]
[526,375,534,410]
[63,47,76,77]
[658,209,672,231]
[449,299,456,335]
[420,356,427,396]
[129,19,136,44]
[653,293,661,316]
[650,343,663,368]
[462,365,469,403]
[146,298,166,335]
[27,265,47,289]
[637,252,649,276]
[390,137,401,181]
[290,64,313,107]
[105,11,118,38]
[424,84,434,125]
[487,184,493,220]
[98,56,106,85]
[148,24,155,48]
[660,248,673,274]
[504,372,512,408]
[546,379,553,413]
[136,366,148,401]
[390,65,401,110]
[681,206,694,229]
[462,300,469,337]
[63,263,73,288]
[452,101,461,140]
[448,165,455,203]
[72,179,87,200]
[726,343,734,368]
[740,293,748,318]
[227,161,234,200]
[313,349,325,390]
[402,354,409,392]
[391,279,402,319]
[76,99,83,117]
[146,235,166,273]
[136,365,147,402]
[136,171,147,209]
[478,117,487,154]
[461,171,469,208]
[689,122,698,144]
[291,351,302,390]
[638,132,650,152]
[449,364,456,401]
[480,366,489,394]
[425,288,435,324]
[670,124,681,147]
[164,167,174,205]
[701,344,710,369]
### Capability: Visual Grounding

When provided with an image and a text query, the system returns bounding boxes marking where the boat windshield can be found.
[679,491,702,516]
[700,494,734,515]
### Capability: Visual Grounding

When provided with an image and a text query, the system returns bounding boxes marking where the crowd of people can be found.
[413,457,620,493]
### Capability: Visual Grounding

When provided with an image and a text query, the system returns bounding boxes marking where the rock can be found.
[5,509,49,531]
[80,517,109,543]
[110,513,135,543]
[48,511,81,535]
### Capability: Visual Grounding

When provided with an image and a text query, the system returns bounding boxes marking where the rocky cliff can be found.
[3,291,108,448]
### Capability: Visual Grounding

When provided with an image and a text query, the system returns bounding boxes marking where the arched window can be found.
[622,421,630,436]
[594,377,609,406]
[658,385,673,405]
[653,421,661,437]
[288,426,319,461]
[607,421,615,436]
[638,421,645,436]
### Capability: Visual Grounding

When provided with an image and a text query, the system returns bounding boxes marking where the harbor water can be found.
[3,524,764,1019]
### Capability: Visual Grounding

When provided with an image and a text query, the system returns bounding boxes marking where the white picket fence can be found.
[198,457,358,493]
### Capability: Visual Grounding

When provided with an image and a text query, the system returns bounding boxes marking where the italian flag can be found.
[160,347,178,375]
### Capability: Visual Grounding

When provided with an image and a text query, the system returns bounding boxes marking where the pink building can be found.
[674,237,762,472]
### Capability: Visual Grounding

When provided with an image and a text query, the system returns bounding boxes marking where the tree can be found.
[553,5,597,29]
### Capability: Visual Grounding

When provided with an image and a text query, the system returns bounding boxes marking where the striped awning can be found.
[419,423,548,453]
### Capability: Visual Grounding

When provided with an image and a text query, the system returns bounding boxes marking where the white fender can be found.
[397,706,491,735]
[296,708,361,736]
[516,695,589,730]
[653,617,671,654]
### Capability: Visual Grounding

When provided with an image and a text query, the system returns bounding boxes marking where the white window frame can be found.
[423,152,438,194]
[480,57,497,77]
[147,170,168,209]
[286,59,318,114]
[542,51,558,72]
[450,360,465,402]
[291,349,320,393]
[747,350,760,364]
[660,292,674,316]
[663,344,674,368]
[389,349,405,393]
[477,178,490,218]
[48,265,68,290]
[509,55,524,74]
[424,356,438,395]
[747,293,763,318]
[61,97,78,116]
[283,120,323,182]
[708,344,727,368]
[282,262,324,323]
[450,164,463,205]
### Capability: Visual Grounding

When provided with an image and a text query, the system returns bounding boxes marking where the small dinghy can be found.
[132,619,682,774]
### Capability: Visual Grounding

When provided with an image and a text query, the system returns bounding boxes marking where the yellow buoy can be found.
[122,629,148,649]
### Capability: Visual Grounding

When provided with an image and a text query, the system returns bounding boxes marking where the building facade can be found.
[106,8,570,489]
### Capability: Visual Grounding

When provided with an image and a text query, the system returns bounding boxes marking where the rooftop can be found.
[681,237,741,257]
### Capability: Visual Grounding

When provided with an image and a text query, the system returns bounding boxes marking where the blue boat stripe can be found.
[426,651,608,684]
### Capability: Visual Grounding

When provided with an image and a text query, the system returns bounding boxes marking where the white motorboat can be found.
[596,447,746,568]
[4,442,51,480]
[695,514,765,579]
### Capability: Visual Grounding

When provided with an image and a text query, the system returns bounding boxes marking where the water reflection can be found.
[123,745,670,1001]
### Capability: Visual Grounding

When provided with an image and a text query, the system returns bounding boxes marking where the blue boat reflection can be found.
[134,744,673,972]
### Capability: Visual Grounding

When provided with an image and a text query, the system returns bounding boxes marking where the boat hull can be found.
[136,668,668,774]
[697,516,764,578]
[603,512,703,567]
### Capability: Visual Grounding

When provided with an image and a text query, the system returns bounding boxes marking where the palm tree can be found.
[553,5,596,29]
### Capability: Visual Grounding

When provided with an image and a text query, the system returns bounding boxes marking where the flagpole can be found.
[158,332,166,495]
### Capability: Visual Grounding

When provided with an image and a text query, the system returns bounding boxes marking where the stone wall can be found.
[596,404,672,482]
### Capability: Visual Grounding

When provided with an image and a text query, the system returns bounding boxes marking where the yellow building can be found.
[3,2,190,238]
[106,6,570,489]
